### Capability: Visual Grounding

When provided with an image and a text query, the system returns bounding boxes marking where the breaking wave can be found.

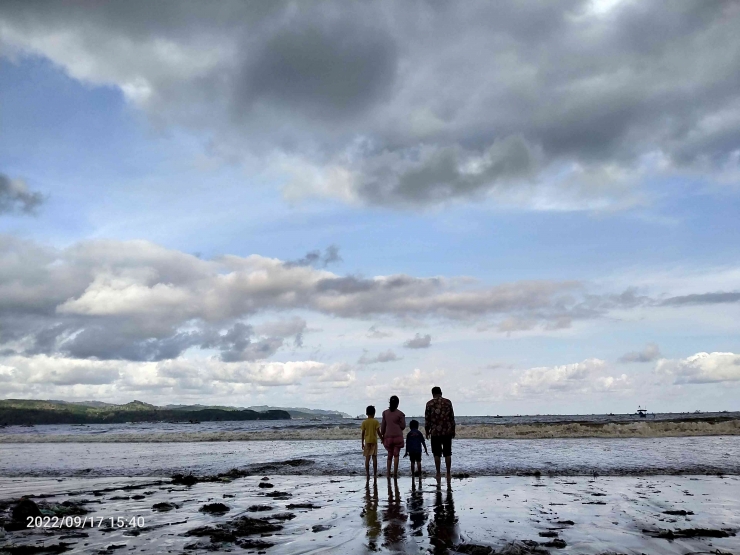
[2,417,738,443]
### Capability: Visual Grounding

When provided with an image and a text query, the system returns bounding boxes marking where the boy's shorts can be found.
[408,451,422,463]
[383,435,404,457]
[363,443,378,456]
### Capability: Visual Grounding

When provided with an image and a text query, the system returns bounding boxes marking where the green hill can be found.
[0,399,290,425]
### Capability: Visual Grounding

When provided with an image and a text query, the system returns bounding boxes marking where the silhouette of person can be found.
[428,486,458,554]
[407,475,427,535]
[362,479,381,550]
[382,477,406,548]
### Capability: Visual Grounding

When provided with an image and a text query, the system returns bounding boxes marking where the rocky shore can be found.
[1,473,738,554]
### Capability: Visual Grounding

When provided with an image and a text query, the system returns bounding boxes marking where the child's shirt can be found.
[405,429,426,454]
[361,417,381,444]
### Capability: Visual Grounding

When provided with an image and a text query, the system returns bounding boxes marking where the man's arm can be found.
[449,401,456,438]
[361,427,366,449]
[424,402,431,438]
[421,433,429,454]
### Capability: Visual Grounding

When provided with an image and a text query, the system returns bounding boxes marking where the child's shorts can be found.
[408,451,422,463]
[383,436,404,457]
[363,443,378,456]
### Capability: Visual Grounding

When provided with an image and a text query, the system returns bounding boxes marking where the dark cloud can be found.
[286,245,342,268]
[3,1,740,208]
[367,325,392,339]
[618,342,661,363]
[0,173,44,215]
[243,15,397,120]
[661,291,740,306]
[403,333,431,349]
[357,349,400,365]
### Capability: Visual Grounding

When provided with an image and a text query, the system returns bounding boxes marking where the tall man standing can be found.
[424,386,456,483]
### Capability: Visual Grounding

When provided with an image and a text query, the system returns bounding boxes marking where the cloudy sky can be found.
[1,0,739,415]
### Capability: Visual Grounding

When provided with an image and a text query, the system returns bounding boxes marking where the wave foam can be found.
[1,418,738,443]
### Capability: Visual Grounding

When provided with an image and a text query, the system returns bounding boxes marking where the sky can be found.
[0,0,739,416]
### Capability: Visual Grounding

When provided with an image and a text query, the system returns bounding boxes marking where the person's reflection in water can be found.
[361,478,381,550]
[407,475,427,537]
[382,478,406,549]
[428,484,459,553]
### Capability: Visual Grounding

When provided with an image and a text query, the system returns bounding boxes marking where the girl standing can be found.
[380,395,406,478]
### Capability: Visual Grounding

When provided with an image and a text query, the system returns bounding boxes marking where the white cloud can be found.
[510,358,630,397]
[655,352,740,384]
[0,354,355,396]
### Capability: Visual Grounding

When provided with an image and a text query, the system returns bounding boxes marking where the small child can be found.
[361,405,383,477]
[404,419,428,477]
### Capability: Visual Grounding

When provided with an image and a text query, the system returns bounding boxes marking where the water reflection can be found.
[428,485,458,553]
[362,479,381,550]
[407,476,427,535]
[382,478,407,549]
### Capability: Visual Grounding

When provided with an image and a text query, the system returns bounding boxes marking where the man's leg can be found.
[393,455,399,478]
[445,456,452,479]
[365,454,370,477]
[386,453,392,478]
[372,454,377,476]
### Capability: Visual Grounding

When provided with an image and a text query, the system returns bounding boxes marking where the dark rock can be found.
[644,527,735,539]
[199,503,230,515]
[271,512,296,521]
[498,540,550,554]
[263,491,291,498]
[258,482,274,489]
[130,495,145,500]
[455,544,495,555]
[542,538,567,548]
[247,504,273,512]
[171,474,198,486]
[108,496,130,501]
[285,502,318,509]
[662,510,694,516]
[12,497,42,521]
[555,520,575,525]
[0,543,72,554]
[151,502,178,512]
[538,531,559,538]
[236,539,275,549]
[186,516,283,539]
[312,524,332,532]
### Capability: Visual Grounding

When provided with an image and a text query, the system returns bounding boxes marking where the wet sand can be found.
[1,474,738,554]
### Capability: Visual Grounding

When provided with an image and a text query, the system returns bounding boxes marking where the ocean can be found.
[1,412,739,478]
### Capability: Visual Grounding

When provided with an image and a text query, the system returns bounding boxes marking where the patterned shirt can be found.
[424,397,455,437]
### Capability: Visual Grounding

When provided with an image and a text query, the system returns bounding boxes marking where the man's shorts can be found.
[363,442,378,457]
[431,435,452,458]
[408,451,422,463]
[383,435,404,457]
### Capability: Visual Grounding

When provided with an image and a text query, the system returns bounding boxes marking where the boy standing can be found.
[361,405,383,477]
[404,419,428,477]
